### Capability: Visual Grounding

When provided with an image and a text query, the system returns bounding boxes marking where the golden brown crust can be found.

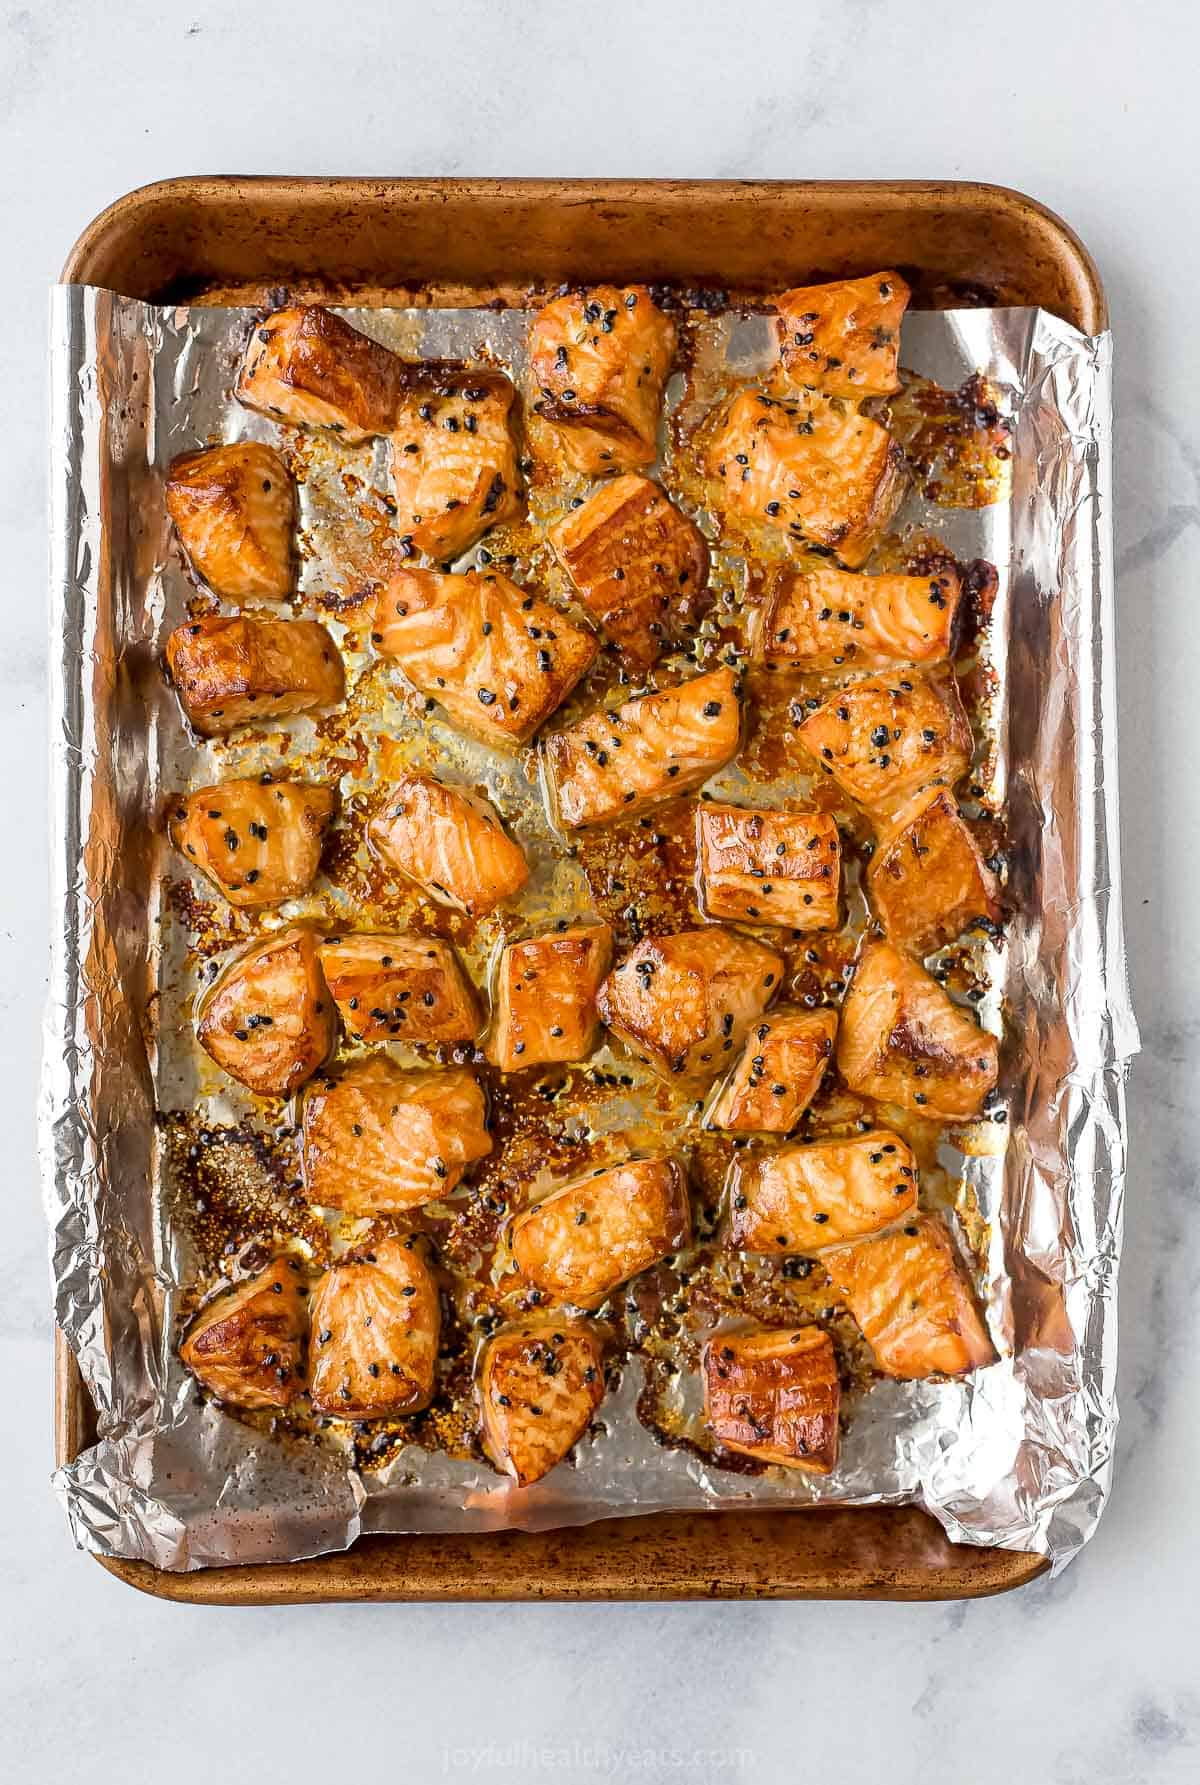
[165,615,345,738]
[823,1214,995,1379]
[237,305,410,440]
[528,285,676,474]
[309,1236,440,1416]
[168,778,335,910]
[706,1006,837,1134]
[486,924,613,1072]
[695,803,841,930]
[510,1157,692,1309]
[196,926,336,1096]
[317,933,480,1044]
[703,1324,839,1472]
[754,562,961,671]
[368,774,529,916]
[728,1129,918,1253]
[166,442,295,600]
[389,368,523,559]
[180,1256,309,1410]
[796,666,973,821]
[776,270,911,400]
[866,784,1000,955]
[478,1320,605,1485]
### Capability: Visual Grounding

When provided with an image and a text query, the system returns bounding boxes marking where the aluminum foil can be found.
[43,288,1137,1574]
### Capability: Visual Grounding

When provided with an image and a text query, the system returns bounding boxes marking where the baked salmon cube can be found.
[703,1324,839,1473]
[237,305,408,441]
[309,1236,440,1417]
[372,567,596,747]
[705,1006,837,1133]
[389,368,522,561]
[301,1057,491,1214]
[165,615,345,738]
[837,938,999,1120]
[796,666,972,820]
[166,442,295,600]
[180,1255,309,1411]
[776,270,910,400]
[541,666,740,830]
[547,474,709,670]
[528,285,676,475]
[197,926,336,1097]
[824,1213,995,1379]
[368,773,529,917]
[867,783,1000,955]
[317,932,480,1044]
[486,923,614,1072]
[695,803,841,930]
[169,777,335,910]
[728,1128,918,1253]
[703,388,905,568]
[509,1155,691,1309]
[754,562,961,671]
[478,1320,606,1486]
[597,926,784,1089]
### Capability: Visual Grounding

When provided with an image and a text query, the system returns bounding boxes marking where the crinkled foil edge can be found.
[42,290,1137,1575]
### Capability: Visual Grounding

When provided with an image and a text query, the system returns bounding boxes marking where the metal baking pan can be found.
[56,176,1106,1604]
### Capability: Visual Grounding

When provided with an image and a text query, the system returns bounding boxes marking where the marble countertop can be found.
[4,1,1196,1780]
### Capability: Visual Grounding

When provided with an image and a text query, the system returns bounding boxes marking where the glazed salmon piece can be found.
[597,927,784,1088]
[486,923,614,1072]
[776,270,910,400]
[301,1058,491,1214]
[754,562,961,671]
[528,284,676,475]
[509,1156,691,1309]
[541,666,740,831]
[824,1213,995,1379]
[165,615,345,738]
[695,803,841,930]
[169,777,335,909]
[706,1006,837,1134]
[389,368,523,561]
[237,305,408,440]
[478,1320,605,1486]
[309,1235,440,1417]
[703,388,905,568]
[372,567,596,746]
[796,666,973,820]
[368,774,529,917]
[867,783,1000,955]
[728,1128,918,1254]
[547,475,709,669]
[166,443,295,601]
[317,933,480,1044]
[197,926,336,1097]
[703,1325,839,1473]
[838,938,998,1120]
[180,1255,309,1411]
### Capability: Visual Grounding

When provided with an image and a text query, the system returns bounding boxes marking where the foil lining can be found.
[43,288,1138,1574]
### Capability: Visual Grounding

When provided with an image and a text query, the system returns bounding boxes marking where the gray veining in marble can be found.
[2,1,1197,1780]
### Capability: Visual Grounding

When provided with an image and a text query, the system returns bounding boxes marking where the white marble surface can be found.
[3,1,1197,1779]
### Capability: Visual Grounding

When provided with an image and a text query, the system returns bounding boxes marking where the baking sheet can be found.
[43,289,1137,1573]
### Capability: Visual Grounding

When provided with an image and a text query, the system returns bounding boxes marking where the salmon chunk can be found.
[541,666,740,830]
[729,1129,918,1253]
[197,926,336,1096]
[165,615,345,738]
[796,666,972,820]
[703,1325,839,1473]
[317,933,480,1044]
[237,305,408,441]
[696,803,841,930]
[389,368,522,561]
[509,1156,691,1309]
[754,562,961,671]
[372,567,596,746]
[487,924,614,1072]
[166,443,295,600]
[824,1213,995,1378]
[838,938,998,1119]
[528,285,676,474]
[597,927,784,1088]
[703,388,905,568]
[867,784,1000,955]
[547,475,709,669]
[776,271,910,400]
[478,1321,605,1486]
[169,778,335,909]
[301,1058,491,1214]
[180,1256,309,1411]
[706,1006,837,1133]
[309,1236,440,1417]
[368,773,529,917]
